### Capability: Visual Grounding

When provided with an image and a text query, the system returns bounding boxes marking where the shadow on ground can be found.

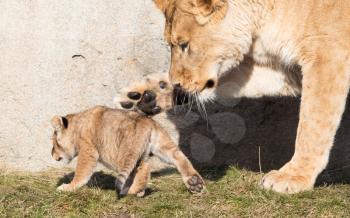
[57,170,165,194]
[167,96,350,185]
[57,172,116,190]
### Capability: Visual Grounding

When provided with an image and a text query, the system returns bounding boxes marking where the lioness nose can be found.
[173,83,183,94]
[174,83,182,90]
[204,79,215,89]
[57,157,62,161]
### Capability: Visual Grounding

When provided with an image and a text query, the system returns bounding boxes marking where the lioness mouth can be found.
[173,85,189,106]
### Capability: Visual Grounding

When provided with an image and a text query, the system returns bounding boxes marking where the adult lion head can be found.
[154,0,255,100]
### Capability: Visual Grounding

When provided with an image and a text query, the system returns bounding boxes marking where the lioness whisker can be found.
[197,92,209,126]
[186,93,194,116]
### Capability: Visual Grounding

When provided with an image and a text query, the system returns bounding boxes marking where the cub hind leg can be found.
[114,125,153,198]
[114,151,148,198]
[115,156,143,198]
[150,127,205,193]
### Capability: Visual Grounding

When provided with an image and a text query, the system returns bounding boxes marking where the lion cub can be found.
[51,106,204,197]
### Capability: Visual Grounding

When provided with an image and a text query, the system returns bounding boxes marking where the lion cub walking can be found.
[51,106,204,197]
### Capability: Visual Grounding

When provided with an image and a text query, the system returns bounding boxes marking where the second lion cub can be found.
[51,106,204,197]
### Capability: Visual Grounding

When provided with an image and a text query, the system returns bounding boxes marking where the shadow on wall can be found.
[166,96,350,185]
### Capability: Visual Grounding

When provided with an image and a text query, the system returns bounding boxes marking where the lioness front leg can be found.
[261,53,350,194]
[57,141,98,192]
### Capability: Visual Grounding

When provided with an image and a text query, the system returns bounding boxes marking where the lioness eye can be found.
[179,42,189,52]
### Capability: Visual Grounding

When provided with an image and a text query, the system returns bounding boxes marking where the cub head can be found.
[154,0,250,101]
[50,115,77,164]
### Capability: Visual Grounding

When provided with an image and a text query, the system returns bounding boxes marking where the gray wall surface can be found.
[0,0,170,171]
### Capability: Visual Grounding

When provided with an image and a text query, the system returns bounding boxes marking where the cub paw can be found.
[127,188,147,198]
[136,190,146,198]
[186,175,205,194]
[57,183,74,192]
[114,73,172,116]
[137,90,162,115]
[260,170,313,194]
[114,73,190,115]
[117,90,161,115]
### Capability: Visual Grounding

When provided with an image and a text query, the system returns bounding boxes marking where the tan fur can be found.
[114,63,301,115]
[51,106,204,196]
[153,0,350,193]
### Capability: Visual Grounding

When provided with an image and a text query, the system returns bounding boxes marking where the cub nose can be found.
[56,157,62,161]
[204,79,215,89]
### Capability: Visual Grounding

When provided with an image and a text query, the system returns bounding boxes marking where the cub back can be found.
[51,106,156,168]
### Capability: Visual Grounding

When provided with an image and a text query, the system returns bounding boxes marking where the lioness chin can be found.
[51,106,204,197]
[150,0,350,194]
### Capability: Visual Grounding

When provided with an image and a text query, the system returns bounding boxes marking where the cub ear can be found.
[51,116,68,131]
[153,0,169,13]
[195,0,228,25]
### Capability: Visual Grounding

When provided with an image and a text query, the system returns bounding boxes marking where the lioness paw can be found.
[186,175,205,194]
[260,170,313,194]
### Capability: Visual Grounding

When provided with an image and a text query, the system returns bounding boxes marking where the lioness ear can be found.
[51,116,68,131]
[153,0,169,13]
[195,0,228,25]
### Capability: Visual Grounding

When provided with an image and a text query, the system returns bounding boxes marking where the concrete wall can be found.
[0,0,169,171]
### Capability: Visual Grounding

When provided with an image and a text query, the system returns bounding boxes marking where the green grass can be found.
[1,167,349,217]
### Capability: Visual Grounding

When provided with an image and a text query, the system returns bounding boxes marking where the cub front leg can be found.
[57,141,98,192]
[261,53,350,194]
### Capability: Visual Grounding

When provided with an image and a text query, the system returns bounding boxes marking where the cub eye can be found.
[159,81,167,89]
[179,42,189,52]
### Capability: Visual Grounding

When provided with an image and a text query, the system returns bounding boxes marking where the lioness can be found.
[51,106,204,197]
[147,0,350,194]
